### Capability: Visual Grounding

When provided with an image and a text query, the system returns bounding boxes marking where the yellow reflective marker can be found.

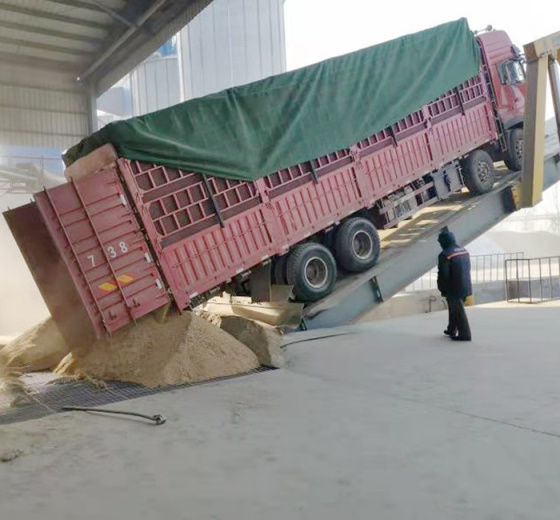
[99,274,134,292]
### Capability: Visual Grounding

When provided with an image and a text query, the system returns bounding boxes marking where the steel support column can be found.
[521,30,560,208]
[86,83,98,134]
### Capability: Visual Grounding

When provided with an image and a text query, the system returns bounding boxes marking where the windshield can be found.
[501,59,526,85]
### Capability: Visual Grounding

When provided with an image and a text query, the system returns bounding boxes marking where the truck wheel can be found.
[503,128,523,172]
[334,217,380,273]
[286,243,337,301]
[461,150,495,195]
[272,255,288,284]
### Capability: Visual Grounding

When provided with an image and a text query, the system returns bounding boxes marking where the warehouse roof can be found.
[0,0,213,96]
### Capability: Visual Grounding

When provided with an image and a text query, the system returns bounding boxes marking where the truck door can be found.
[498,57,526,118]
[478,31,527,129]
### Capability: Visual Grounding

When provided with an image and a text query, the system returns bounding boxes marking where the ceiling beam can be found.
[0,2,109,30]
[92,1,136,29]
[46,0,114,11]
[89,0,214,95]
[0,79,81,94]
[46,0,134,28]
[0,20,102,44]
[80,0,168,80]
[0,51,79,73]
[0,35,90,56]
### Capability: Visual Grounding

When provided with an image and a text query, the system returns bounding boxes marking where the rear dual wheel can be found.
[285,217,381,302]
[503,128,523,172]
[334,217,380,273]
[272,254,288,285]
[286,243,337,302]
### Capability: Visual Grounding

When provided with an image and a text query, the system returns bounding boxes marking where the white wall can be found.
[0,63,88,150]
[131,57,181,116]
[178,0,286,101]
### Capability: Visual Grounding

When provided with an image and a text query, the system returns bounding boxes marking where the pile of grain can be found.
[1,318,68,407]
[2,318,69,372]
[194,310,223,327]
[219,316,284,368]
[0,355,9,397]
[0,352,33,408]
[55,311,260,388]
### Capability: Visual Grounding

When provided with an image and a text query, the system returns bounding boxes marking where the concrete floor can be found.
[1,302,560,520]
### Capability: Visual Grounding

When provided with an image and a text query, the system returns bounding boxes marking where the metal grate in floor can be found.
[0,368,272,426]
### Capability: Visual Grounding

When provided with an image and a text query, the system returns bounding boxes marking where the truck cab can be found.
[477,29,526,129]
[477,29,526,170]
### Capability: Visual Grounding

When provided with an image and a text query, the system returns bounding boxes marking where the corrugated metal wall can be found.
[130,57,181,116]
[0,63,88,150]
[118,0,286,117]
[179,0,286,101]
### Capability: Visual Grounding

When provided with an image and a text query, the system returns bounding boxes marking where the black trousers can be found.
[446,297,471,340]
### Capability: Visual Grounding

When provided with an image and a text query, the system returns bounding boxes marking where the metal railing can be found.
[406,252,525,292]
[505,256,560,303]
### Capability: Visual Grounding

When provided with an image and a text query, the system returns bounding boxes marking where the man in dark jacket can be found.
[437,228,472,341]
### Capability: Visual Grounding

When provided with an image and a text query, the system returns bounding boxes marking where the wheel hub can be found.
[515,139,523,161]
[304,257,329,288]
[476,161,490,183]
[352,230,373,260]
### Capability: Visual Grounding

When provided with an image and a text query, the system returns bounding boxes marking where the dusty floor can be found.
[1,302,560,520]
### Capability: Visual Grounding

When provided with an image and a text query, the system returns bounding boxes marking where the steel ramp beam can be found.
[303,147,560,330]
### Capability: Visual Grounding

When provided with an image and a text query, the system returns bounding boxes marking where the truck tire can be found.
[272,255,288,284]
[503,128,523,172]
[334,217,380,273]
[461,150,495,195]
[286,243,337,301]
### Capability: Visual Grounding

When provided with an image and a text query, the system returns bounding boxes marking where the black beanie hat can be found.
[438,228,456,248]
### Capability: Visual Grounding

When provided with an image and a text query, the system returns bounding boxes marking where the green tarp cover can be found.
[66,18,480,181]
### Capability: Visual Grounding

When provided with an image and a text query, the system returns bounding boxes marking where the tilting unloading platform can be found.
[303,139,560,329]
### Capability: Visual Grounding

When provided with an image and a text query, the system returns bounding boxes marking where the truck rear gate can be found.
[6,167,169,346]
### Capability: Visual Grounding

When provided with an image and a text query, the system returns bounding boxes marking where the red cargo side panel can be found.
[119,159,275,309]
[34,167,169,337]
[162,208,274,306]
[269,165,365,245]
[427,75,497,165]
[358,110,437,199]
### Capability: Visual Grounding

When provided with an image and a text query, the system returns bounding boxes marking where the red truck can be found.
[5,23,525,348]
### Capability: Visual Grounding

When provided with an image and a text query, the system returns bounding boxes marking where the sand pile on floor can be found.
[0,352,34,407]
[219,316,284,368]
[0,357,9,397]
[0,362,10,404]
[1,318,70,372]
[54,311,260,388]
[194,310,223,327]
[0,336,14,348]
